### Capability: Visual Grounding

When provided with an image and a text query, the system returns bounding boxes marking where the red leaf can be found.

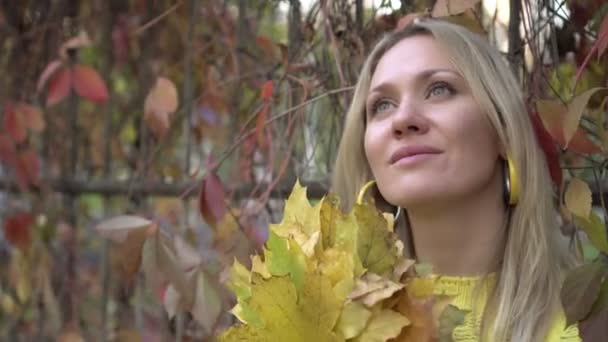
[37,60,63,93]
[530,112,562,187]
[3,213,34,250]
[0,134,16,164]
[568,128,603,155]
[536,100,567,146]
[72,64,109,103]
[198,172,226,229]
[46,67,72,107]
[261,80,274,101]
[256,36,278,61]
[3,104,26,143]
[597,14,608,58]
[16,103,45,132]
[15,149,40,190]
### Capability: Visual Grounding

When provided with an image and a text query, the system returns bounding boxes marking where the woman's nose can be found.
[391,102,430,138]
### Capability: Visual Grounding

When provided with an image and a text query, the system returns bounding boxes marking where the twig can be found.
[133,1,182,37]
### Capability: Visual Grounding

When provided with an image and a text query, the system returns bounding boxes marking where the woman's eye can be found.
[427,82,454,99]
[371,100,395,114]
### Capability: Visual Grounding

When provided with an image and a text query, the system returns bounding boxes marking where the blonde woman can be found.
[332,19,581,341]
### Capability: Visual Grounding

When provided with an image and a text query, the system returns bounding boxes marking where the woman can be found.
[332,19,580,341]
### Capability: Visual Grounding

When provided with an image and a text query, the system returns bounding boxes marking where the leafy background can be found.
[0,0,607,341]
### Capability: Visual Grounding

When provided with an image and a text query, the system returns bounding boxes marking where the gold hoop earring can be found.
[357,180,402,219]
[505,156,519,206]
[357,180,377,205]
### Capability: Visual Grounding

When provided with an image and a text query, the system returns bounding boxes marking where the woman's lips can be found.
[389,145,442,165]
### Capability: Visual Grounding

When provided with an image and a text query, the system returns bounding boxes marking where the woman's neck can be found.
[405,174,507,276]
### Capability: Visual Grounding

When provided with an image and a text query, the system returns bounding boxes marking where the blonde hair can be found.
[332,19,576,341]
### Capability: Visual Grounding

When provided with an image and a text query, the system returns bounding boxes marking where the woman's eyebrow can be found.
[369,68,460,93]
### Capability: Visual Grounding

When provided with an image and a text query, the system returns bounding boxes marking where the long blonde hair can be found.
[332,19,576,341]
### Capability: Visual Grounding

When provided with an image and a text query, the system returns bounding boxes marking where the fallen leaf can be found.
[348,272,404,307]
[72,64,109,103]
[335,301,372,339]
[222,275,342,342]
[561,262,605,326]
[355,309,410,342]
[565,178,592,219]
[264,231,307,290]
[144,77,178,139]
[354,203,398,275]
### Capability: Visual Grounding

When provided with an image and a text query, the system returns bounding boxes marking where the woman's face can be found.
[364,35,502,210]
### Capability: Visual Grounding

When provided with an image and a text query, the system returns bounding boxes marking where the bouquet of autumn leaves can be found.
[220,181,467,342]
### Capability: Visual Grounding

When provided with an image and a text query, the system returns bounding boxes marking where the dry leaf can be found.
[95,215,153,243]
[144,77,178,139]
[432,0,480,17]
[565,178,592,219]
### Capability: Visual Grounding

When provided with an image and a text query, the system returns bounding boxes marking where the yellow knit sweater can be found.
[432,274,581,341]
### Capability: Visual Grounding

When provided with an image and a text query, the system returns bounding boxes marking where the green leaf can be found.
[335,301,372,339]
[565,178,592,220]
[574,211,608,253]
[561,261,606,326]
[438,304,469,342]
[264,231,307,290]
[353,309,409,342]
[230,302,263,327]
[564,87,605,146]
[227,259,251,301]
[354,204,398,276]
